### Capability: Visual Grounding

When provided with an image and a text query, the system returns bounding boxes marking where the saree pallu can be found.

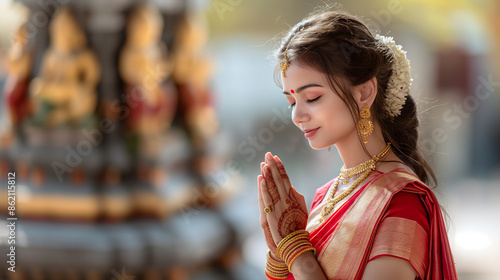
[288,169,457,279]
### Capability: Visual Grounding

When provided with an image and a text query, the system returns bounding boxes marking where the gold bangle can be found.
[287,247,317,271]
[277,231,309,258]
[265,270,289,279]
[267,251,287,268]
[266,269,289,276]
[266,264,288,274]
[277,230,308,251]
[265,263,289,278]
[266,261,288,270]
[281,238,310,261]
[265,250,289,279]
[283,244,312,264]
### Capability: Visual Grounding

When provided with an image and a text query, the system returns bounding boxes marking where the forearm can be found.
[289,251,327,280]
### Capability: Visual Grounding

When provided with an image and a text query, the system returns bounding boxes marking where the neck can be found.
[335,125,388,169]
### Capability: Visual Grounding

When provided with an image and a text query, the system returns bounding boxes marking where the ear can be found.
[353,76,377,110]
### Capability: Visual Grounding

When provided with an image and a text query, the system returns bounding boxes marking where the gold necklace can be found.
[318,143,391,223]
[340,143,391,178]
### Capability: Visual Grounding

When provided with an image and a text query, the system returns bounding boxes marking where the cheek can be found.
[320,102,355,130]
[319,100,346,119]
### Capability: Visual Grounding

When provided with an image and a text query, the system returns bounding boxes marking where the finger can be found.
[257,175,265,212]
[260,179,274,213]
[260,162,265,175]
[274,156,291,196]
[265,152,288,200]
[258,176,270,229]
[263,164,280,205]
[262,221,277,252]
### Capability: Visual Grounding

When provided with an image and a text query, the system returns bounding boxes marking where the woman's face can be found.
[282,63,356,150]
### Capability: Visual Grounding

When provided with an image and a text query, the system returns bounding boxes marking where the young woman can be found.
[257,11,458,280]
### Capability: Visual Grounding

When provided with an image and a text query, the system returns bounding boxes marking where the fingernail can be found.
[265,153,273,160]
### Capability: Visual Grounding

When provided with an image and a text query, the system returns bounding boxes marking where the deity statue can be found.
[29,7,100,128]
[119,3,177,143]
[172,14,218,150]
[4,23,32,129]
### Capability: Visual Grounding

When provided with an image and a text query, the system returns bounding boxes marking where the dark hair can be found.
[274,10,437,187]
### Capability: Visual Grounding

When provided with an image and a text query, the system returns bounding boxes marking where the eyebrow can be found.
[283,83,324,95]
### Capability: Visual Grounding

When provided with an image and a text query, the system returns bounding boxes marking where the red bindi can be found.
[290,89,295,94]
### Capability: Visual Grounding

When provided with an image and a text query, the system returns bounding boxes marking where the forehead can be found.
[281,63,327,90]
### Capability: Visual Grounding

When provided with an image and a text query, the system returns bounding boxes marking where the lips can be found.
[303,128,319,138]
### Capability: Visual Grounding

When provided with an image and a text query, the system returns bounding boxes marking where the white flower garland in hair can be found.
[375,34,413,118]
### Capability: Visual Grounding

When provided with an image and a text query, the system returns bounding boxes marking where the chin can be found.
[308,141,330,151]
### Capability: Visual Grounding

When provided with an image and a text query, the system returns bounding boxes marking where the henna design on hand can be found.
[277,164,289,182]
[268,182,280,205]
[263,166,280,205]
[262,221,277,253]
[277,204,308,238]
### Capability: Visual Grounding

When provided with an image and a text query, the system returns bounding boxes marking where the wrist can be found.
[289,250,315,272]
[269,251,282,262]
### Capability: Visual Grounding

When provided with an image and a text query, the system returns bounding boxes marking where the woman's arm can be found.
[289,249,417,280]
[362,256,417,280]
[289,251,327,280]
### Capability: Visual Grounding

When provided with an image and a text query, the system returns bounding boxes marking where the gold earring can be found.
[357,104,373,144]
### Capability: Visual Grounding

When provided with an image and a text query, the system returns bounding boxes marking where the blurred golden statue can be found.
[172,14,218,148]
[119,3,177,139]
[4,23,32,127]
[29,7,100,127]
[173,14,212,92]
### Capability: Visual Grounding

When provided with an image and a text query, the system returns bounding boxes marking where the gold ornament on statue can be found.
[356,104,373,144]
[171,11,218,144]
[29,7,100,127]
[119,3,175,139]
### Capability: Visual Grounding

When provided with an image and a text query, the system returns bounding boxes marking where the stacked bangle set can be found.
[265,230,316,279]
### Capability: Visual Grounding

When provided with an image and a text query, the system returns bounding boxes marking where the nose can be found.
[292,101,310,127]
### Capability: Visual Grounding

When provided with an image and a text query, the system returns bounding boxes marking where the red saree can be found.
[288,169,458,279]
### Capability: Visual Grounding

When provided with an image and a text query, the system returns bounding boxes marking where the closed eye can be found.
[288,96,320,109]
[307,96,321,103]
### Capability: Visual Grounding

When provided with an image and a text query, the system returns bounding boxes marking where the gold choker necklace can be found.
[319,143,391,223]
[340,143,392,179]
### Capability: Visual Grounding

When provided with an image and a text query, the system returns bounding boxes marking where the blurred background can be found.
[0,0,499,279]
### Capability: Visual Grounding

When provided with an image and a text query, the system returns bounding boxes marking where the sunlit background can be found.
[0,0,499,279]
